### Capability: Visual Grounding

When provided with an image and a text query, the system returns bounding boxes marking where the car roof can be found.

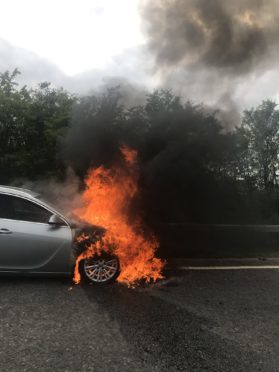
[0,185,39,199]
[0,185,70,224]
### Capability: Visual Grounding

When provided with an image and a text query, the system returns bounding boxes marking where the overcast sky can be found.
[0,0,279,116]
[0,0,143,75]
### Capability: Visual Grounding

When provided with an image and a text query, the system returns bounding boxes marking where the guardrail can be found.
[155,223,279,232]
[152,223,279,258]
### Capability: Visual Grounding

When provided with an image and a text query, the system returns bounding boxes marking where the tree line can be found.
[1,69,279,224]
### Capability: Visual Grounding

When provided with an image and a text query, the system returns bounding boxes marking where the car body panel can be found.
[0,218,73,272]
[0,186,75,275]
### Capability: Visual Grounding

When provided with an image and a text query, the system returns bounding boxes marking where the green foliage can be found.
[0,70,75,183]
[237,100,279,190]
[1,70,279,224]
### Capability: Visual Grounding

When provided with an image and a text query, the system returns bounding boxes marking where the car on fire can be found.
[0,186,120,284]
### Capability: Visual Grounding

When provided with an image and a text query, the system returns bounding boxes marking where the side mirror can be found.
[48,214,65,226]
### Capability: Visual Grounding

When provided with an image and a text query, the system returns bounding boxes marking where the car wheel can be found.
[79,253,120,284]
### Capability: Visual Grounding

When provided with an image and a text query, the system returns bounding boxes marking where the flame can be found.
[73,146,165,286]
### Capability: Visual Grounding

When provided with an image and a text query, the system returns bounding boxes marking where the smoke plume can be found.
[15,169,83,217]
[142,0,279,74]
[141,0,279,123]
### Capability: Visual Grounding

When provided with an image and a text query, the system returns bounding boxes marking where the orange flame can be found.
[73,146,165,286]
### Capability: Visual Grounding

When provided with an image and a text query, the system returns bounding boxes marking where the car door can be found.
[0,193,72,272]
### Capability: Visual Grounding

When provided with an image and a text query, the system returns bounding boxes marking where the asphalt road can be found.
[1,264,279,371]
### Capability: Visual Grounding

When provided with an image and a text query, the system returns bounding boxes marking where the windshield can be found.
[35,194,71,223]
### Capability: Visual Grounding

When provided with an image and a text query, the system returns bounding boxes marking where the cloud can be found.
[0,38,152,98]
[2,0,279,130]
[0,38,67,87]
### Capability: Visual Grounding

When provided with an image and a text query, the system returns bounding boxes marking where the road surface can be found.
[0,261,279,371]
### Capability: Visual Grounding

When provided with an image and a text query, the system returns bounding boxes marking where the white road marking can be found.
[179,265,279,270]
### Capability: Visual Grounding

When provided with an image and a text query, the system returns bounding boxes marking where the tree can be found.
[26,82,75,178]
[0,70,75,183]
[0,69,32,182]
[237,100,279,190]
[63,87,125,176]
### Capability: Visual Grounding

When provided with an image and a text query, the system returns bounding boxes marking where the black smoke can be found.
[62,87,128,176]
[140,0,279,125]
[62,88,240,226]
[141,0,279,74]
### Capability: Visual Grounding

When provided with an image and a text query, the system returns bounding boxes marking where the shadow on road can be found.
[0,274,271,371]
[82,282,262,371]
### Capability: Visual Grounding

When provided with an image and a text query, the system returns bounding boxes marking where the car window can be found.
[0,194,13,219]
[0,194,52,223]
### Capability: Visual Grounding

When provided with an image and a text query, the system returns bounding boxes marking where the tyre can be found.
[79,253,120,284]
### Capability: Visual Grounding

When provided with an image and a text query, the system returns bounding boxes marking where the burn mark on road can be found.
[83,284,263,371]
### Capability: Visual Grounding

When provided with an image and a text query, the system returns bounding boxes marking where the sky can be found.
[0,0,279,121]
[0,0,143,75]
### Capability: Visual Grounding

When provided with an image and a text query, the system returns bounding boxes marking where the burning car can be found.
[0,147,164,287]
[0,185,120,284]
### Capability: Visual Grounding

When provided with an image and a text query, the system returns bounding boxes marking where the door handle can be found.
[0,228,12,234]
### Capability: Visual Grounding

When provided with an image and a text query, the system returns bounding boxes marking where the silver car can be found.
[0,186,120,284]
